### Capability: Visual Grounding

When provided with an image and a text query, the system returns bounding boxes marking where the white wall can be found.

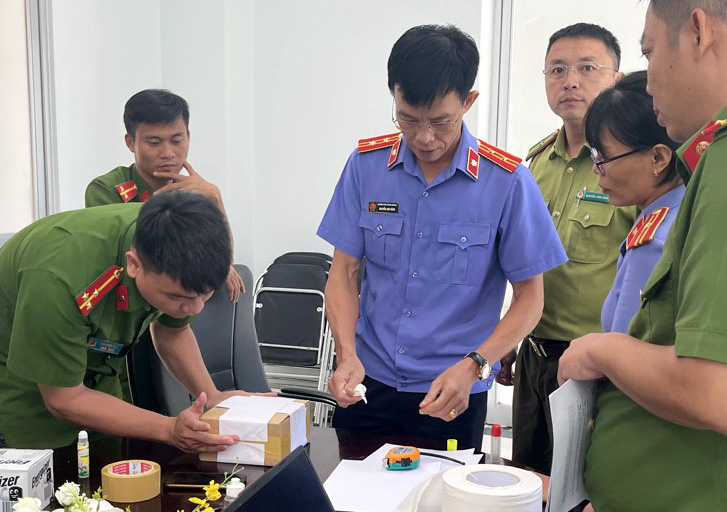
[506,0,650,158]
[49,0,483,277]
[52,0,163,212]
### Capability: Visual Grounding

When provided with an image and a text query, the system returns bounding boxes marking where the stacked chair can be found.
[253,252,336,425]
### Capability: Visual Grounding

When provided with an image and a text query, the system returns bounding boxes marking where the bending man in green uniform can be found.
[85,89,244,303]
[560,2,727,509]
[507,23,637,475]
[0,191,252,451]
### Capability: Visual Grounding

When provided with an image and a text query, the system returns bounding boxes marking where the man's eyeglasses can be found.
[392,102,461,134]
[543,62,616,82]
[590,146,649,175]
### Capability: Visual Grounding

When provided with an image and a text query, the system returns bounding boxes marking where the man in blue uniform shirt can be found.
[317,25,567,449]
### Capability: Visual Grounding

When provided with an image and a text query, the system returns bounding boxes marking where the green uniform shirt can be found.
[85,164,155,207]
[528,129,637,341]
[586,109,727,510]
[0,204,190,449]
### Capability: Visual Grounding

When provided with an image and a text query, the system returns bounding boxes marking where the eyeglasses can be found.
[543,61,616,81]
[590,146,650,175]
[391,101,461,134]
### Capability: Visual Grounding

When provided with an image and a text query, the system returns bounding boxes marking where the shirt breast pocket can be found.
[640,257,674,329]
[359,211,404,271]
[564,204,615,264]
[435,222,492,285]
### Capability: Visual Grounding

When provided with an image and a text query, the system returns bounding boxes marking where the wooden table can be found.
[52,428,586,512]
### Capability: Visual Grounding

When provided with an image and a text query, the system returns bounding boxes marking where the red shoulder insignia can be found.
[465,147,480,180]
[387,137,402,168]
[526,130,559,161]
[683,119,727,173]
[477,140,522,173]
[75,266,124,316]
[358,133,402,154]
[626,208,669,251]
[139,191,152,202]
[115,181,139,203]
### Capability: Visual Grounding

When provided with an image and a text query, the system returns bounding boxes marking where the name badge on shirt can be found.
[88,337,125,356]
[369,202,399,214]
[576,190,610,204]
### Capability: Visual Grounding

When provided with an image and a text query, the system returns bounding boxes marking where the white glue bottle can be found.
[224,477,246,505]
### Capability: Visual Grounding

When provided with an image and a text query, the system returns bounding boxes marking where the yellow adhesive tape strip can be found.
[101,460,161,503]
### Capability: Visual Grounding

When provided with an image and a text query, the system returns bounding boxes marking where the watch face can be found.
[479,363,492,382]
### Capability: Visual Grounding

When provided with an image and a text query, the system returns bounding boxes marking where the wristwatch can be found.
[464,352,492,382]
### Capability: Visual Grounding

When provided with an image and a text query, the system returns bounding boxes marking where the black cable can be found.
[419,452,466,465]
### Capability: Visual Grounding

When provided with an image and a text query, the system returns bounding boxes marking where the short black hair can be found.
[124,89,190,140]
[388,24,479,107]
[546,23,621,69]
[133,191,231,294]
[585,70,680,184]
[649,0,727,45]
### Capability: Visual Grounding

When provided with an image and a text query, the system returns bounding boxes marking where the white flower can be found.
[87,500,114,512]
[12,497,42,512]
[55,482,80,507]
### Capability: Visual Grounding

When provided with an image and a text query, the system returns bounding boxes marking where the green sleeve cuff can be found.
[675,326,727,365]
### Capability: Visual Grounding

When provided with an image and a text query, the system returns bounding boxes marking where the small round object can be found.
[449,408,458,420]
[584,214,591,222]
[460,236,467,243]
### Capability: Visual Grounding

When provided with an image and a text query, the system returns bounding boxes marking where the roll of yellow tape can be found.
[101,460,161,502]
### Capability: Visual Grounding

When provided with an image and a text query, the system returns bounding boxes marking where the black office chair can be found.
[128,264,335,417]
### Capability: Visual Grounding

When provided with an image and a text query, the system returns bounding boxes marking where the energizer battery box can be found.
[0,449,53,511]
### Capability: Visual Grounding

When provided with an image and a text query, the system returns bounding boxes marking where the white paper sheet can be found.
[280,400,307,449]
[546,379,598,512]
[324,459,441,512]
[215,441,265,465]
[216,396,307,443]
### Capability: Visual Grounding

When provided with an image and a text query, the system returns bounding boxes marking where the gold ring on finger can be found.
[449,408,458,420]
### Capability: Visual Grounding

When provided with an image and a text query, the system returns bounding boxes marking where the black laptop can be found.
[226,446,336,512]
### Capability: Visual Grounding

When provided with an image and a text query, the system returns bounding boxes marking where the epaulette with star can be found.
[683,119,727,173]
[115,181,139,203]
[477,139,521,174]
[626,208,669,251]
[358,132,403,168]
[75,265,125,316]
[526,130,559,161]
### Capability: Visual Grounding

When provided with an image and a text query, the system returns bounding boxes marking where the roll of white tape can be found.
[101,460,161,503]
[441,464,542,512]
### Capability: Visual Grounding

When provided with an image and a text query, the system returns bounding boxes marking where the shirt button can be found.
[553,211,561,218]
[398,347,406,354]
[422,191,429,197]
[411,272,419,278]
[417,231,423,238]
[402,383,408,388]
[403,310,412,317]
[460,236,467,243]
[376,224,383,232]
[567,167,574,174]
[584,214,591,221]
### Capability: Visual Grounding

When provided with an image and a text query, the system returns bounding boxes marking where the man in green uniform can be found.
[85,89,243,302]
[0,192,248,451]
[559,2,727,509]
[508,24,637,475]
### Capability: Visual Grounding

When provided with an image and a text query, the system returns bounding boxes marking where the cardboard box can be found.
[200,397,311,466]
[0,449,54,508]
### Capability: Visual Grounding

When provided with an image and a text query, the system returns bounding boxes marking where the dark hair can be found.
[133,191,231,294]
[649,0,727,45]
[585,70,680,184]
[547,23,621,69]
[124,89,190,140]
[387,24,479,107]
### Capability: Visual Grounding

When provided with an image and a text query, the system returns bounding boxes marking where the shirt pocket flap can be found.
[642,257,672,300]
[359,211,404,238]
[438,222,491,249]
[568,205,614,229]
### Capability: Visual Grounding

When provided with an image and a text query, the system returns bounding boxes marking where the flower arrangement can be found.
[179,465,243,512]
[11,483,123,512]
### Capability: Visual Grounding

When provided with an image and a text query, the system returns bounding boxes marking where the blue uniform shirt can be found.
[318,124,567,393]
[601,185,685,334]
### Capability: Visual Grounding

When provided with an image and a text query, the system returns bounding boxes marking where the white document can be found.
[546,379,598,512]
[216,396,305,442]
[324,459,441,512]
